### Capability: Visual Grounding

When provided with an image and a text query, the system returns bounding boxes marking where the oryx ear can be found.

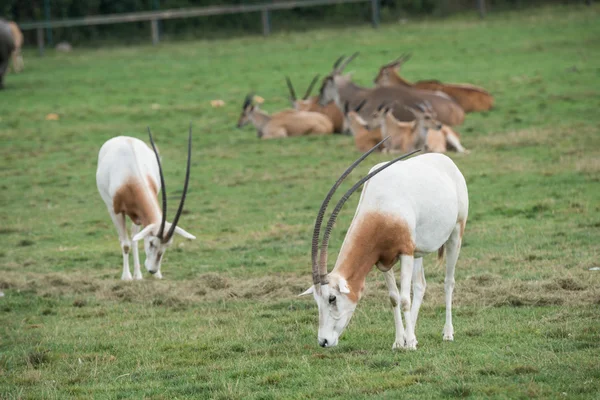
[173,226,196,240]
[338,278,350,294]
[299,286,315,297]
[132,224,156,242]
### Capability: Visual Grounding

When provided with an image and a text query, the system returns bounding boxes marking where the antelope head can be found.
[318,53,359,107]
[301,139,419,347]
[343,99,368,127]
[132,127,196,276]
[236,93,257,129]
[286,75,320,111]
[373,53,411,86]
[406,101,443,131]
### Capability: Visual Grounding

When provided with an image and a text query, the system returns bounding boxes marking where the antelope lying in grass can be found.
[318,53,465,127]
[96,129,196,280]
[286,76,344,133]
[237,94,333,138]
[372,102,467,154]
[343,100,384,153]
[301,143,469,350]
[8,22,23,73]
[374,54,494,112]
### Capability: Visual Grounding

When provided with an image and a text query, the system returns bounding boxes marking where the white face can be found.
[142,234,172,275]
[303,276,357,348]
[318,78,337,107]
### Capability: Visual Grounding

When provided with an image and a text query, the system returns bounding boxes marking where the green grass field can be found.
[1,4,600,399]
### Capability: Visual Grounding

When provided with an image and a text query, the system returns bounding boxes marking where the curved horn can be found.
[303,75,320,100]
[355,99,368,113]
[337,52,359,73]
[242,93,254,109]
[343,101,350,116]
[318,149,421,281]
[148,127,167,239]
[311,137,391,287]
[396,52,412,65]
[285,77,297,101]
[332,55,345,70]
[164,124,192,242]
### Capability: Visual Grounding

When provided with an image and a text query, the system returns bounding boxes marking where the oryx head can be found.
[318,53,359,107]
[373,53,411,86]
[301,139,420,347]
[286,75,320,111]
[342,99,368,130]
[132,127,196,276]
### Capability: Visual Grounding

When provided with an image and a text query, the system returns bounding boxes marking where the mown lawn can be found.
[1,4,599,399]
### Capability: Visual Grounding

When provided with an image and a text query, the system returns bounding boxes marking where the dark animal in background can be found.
[0,19,16,89]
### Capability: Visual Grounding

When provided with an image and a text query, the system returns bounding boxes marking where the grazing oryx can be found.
[371,102,467,154]
[318,53,465,127]
[237,94,333,138]
[343,100,384,153]
[374,54,494,113]
[0,19,15,89]
[8,22,23,73]
[301,144,468,350]
[96,129,196,280]
[286,76,344,133]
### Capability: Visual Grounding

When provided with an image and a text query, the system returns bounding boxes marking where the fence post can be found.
[477,0,486,18]
[371,0,380,28]
[151,19,160,45]
[262,8,271,36]
[37,27,45,56]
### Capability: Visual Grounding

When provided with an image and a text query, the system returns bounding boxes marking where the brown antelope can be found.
[343,100,384,153]
[237,94,333,139]
[374,54,494,112]
[372,102,467,154]
[8,22,23,73]
[301,143,469,350]
[286,76,344,133]
[318,53,465,127]
[96,128,196,280]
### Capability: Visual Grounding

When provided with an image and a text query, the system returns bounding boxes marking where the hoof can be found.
[121,274,133,281]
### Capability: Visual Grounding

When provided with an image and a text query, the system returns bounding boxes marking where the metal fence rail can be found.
[18,0,380,55]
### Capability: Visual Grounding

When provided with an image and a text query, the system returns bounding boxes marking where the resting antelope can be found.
[237,94,333,138]
[96,129,196,280]
[301,143,469,350]
[318,53,465,127]
[343,100,384,153]
[374,54,494,112]
[286,76,344,133]
[8,22,23,73]
[372,102,467,154]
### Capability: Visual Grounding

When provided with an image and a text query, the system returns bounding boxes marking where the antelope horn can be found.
[242,93,254,109]
[354,99,368,113]
[332,55,345,70]
[285,77,297,101]
[343,101,350,116]
[303,75,320,100]
[337,52,359,73]
[311,137,390,288]
[396,52,412,65]
[148,127,167,240]
[164,124,192,242]
[318,149,421,281]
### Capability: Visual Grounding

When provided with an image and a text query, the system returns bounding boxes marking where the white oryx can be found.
[301,142,468,350]
[96,128,196,280]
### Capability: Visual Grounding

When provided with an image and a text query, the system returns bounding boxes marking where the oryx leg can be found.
[443,223,462,341]
[411,257,426,329]
[108,210,132,281]
[400,255,417,349]
[383,268,405,350]
[131,223,143,281]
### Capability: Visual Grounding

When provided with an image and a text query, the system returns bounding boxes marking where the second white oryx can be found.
[96,128,196,280]
[301,142,468,350]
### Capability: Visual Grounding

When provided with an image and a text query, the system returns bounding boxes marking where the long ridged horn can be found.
[318,149,421,282]
[148,127,167,239]
[337,52,359,73]
[164,124,192,242]
[311,137,391,288]
[285,77,297,101]
[303,75,320,100]
[242,93,254,109]
[332,55,345,70]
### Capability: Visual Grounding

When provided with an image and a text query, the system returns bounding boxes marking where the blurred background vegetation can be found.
[2,0,587,45]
